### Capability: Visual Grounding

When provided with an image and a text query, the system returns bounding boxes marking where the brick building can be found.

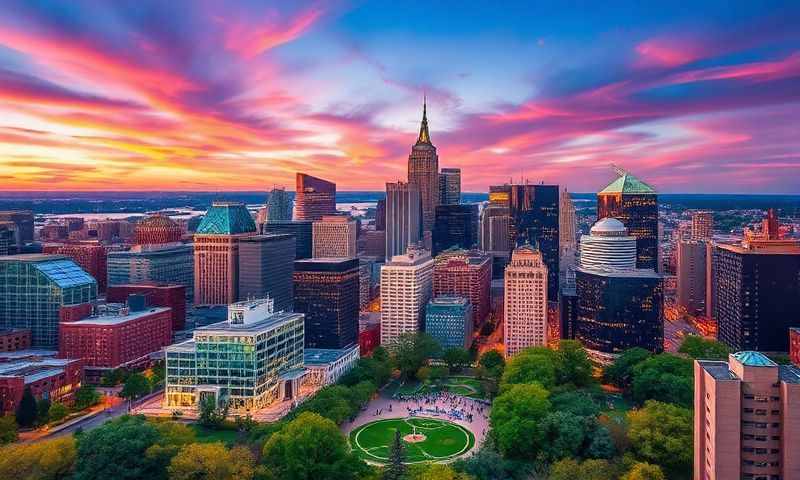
[0,329,32,352]
[134,215,183,245]
[0,356,83,415]
[432,249,491,327]
[106,284,186,331]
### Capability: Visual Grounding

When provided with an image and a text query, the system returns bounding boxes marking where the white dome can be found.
[591,218,627,235]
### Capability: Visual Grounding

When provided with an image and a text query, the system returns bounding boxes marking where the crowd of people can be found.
[383,389,488,425]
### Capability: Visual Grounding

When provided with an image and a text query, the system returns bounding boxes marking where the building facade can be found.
[293,258,360,349]
[42,242,107,292]
[691,211,714,240]
[439,168,461,205]
[579,218,638,271]
[432,249,491,326]
[432,204,478,255]
[107,244,194,300]
[0,211,34,246]
[134,215,183,245]
[264,187,293,224]
[295,173,336,221]
[0,329,31,352]
[677,239,707,315]
[0,356,83,415]
[238,234,295,312]
[262,220,313,259]
[425,296,473,350]
[303,346,360,387]
[312,216,357,258]
[193,202,257,306]
[380,245,434,347]
[503,245,548,357]
[106,284,187,332]
[385,181,422,262]
[694,352,800,480]
[407,100,439,234]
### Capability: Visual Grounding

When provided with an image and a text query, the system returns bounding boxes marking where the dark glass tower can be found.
[263,220,313,259]
[293,258,359,349]
[596,169,658,270]
[238,234,296,312]
[432,204,478,255]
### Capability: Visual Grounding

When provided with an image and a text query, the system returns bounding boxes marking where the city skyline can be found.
[1,1,799,193]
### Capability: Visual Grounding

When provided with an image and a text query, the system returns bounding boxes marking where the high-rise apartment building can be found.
[432,249,492,326]
[694,351,800,480]
[312,215,357,258]
[380,245,434,347]
[503,245,548,357]
[238,234,296,312]
[597,168,658,270]
[0,254,97,347]
[432,204,478,255]
[408,99,439,234]
[677,239,707,315]
[295,173,336,221]
[385,181,422,262]
[425,296,473,350]
[264,187,293,224]
[691,211,714,240]
[134,215,183,245]
[108,244,194,300]
[439,168,461,205]
[262,220,313,259]
[164,299,305,411]
[193,202,257,306]
[293,258,359,349]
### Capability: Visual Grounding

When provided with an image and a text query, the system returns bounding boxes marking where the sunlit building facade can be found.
[380,245,433,347]
[408,99,439,234]
[312,215,357,258]
[295,173,336,222]
[425,296,473,350]
[503,245,548,357]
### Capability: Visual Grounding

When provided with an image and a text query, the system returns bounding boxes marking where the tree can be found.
[144,420,198,471]
[168,442,255,480]
[0,436,76,480]
[442,347,471,373]
[198,396,228,428]
[384,430,407,480]
[604,347,651,388]
[678,335,729,360]
[548,459,617,480]
[490,383,551,459]
[262,412,368,480]
[36,397,51,425]
[372,346,390,363]
[631,354,693,407]
[554,340,593,387]
[416,366,432,382]
[74,385,102,410]
[452,444,531,480]
[0,415,17,444]
[407,463,474,480]
[392,332,442,380]
[622,462,666,480]
[500,347,557,389]
[48,402,69,423]
[15,386,37,428]
[584,422,616,459]
[550,390,600,418]
[478,350,505,379]
[537,411,587,462]
[120,372,151,401]
[627,401,692,477]
[74,415,162,480]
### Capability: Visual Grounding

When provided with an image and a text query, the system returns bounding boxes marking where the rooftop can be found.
[64,306,170,326]
[195,310,303,335]
[697,360,738,380]
[0,255,97,289]
[590,218,629,236]
[196,202,256,235]
[429,295,470,307]
[599,171,656,195]
[732,351,777,367]
[576,266,661,279]
[304,346,358,365]
[0,357,78,384]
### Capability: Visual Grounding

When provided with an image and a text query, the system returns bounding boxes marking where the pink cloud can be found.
[224,8,323,59]
[635,37,707,68]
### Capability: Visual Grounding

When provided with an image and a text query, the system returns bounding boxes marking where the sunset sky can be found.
[1,1,799,193]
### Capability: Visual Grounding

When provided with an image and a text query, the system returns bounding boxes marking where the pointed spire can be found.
[416,94,431,145]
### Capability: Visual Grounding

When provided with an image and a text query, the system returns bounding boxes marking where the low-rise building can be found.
[303,345,360,387]
[106,284,187,332]
[0,356,83,415]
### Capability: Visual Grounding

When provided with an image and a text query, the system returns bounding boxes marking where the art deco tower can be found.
[408,98,439,234]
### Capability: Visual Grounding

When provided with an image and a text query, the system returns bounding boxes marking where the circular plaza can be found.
[350,417,474,464]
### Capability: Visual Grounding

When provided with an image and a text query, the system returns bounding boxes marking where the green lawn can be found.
[350,417,475,464]
[189,424,239,444]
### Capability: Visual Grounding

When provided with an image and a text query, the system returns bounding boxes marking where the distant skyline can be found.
[1,1,799,193]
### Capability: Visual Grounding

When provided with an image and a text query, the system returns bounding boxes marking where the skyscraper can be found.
[295,173,336,221]
[380,245,434,347]
[408,98,439,234]
[238,234,296,312]
[293,257,359,349]
[432,204,479,255]
[375,198,386,231]
[597,168,658,270]
[677,239,706,315]
[0,223,17,256]
[385,181,422,262]
[559,189,578,293]
[262,220,313,259]
[193,202,257,306]
[439,168,461,205]
[432,249,492,326]
[312,215,357,258]
[691,211,713,240]
[265,186,293,224]
[503,245,548,357]
[425,296,473,350]
[579,218,638,271]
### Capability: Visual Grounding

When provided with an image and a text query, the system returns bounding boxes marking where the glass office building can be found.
[107,244,194,299]
[425,296,473,350]
[164,298,305,412]
[0,254,97,348]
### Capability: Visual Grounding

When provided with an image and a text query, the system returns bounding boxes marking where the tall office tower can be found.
[165,299,305,411]
[380,245,434,347]
[480,206,511,252]
[425,296,473,350]
[694,352,800,480]
[375,199,386,231]
[42,243,108,292]
[385,181,422,262]
[263,220,313,259]
[439,168,461,205]
[363,230,386,259]
[312,215,357,258]
[265,187,293,224]
[711,224,800,352]
[432,249,492,326]
[0,211,34,246]
[408,99,439,234]
[134,215,182,245]
[293,258,359,349]
[108,244,194,300]
[193,202,257,306]
[238,234,296,312]
[579,218,638,271]
[295,173,336,221]
[559,189,577,250]
[575,218,663,363]
[432,204,479,256]
[676,239,706,315]
[0,223,16,256]
[358,259,373,311]
[691,211,713,240]
[0,254,97,347]
[597,168,658,270]
[503,245,548,357]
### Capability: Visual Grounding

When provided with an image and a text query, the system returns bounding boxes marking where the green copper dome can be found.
[599,171,656,195]
[196,202,256,235]
[732,351,777,367]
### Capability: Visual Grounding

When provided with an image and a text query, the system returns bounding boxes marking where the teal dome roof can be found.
[196,202,256,235]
